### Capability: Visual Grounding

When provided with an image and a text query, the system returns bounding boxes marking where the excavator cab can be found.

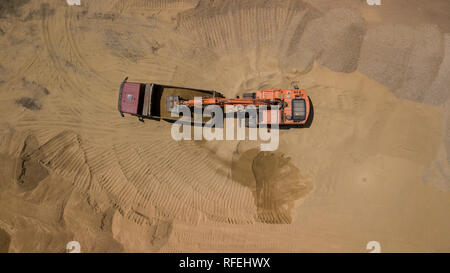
[292,99,307,122]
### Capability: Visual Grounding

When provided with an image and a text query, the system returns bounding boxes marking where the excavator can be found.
[118,77,312,127]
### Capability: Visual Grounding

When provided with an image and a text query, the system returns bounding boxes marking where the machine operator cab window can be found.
[292,99,306,121]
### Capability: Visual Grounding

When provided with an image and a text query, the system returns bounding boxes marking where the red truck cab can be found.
[119,80,141,115]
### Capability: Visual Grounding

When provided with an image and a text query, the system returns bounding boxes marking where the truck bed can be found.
[118,78,222,120]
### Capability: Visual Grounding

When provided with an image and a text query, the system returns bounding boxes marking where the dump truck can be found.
[118,77,312,127]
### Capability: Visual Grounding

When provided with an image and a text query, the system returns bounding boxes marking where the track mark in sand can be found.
[0,16,40,87]
[26,131,92,192]
[88,138,254,224]
[15,129,256,226]
[2,53,39,90]
[176,1,318,53]
[40,5,110,110]
[41,4,74,89]
[103,29,146,63]
[63,9,108,84]
[232,149,313,224]
[113,0,196,11]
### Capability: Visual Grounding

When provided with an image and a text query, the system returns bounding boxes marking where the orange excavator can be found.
[171,88,311,126]
[118,77,312,127]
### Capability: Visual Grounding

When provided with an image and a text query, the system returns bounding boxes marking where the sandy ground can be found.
[0,0,449,252]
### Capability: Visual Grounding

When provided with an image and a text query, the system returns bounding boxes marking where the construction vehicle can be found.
[118,77,312,127]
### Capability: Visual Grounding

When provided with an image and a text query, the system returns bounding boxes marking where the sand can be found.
[0,0,449,252]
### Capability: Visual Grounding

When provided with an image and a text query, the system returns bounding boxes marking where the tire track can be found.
[113,0,195,11]
[41,6,111,111]
[64,8,109,85]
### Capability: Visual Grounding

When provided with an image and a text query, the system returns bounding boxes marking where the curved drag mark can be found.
[112,0,196,11]
[0,15,39,89]
[63,8,109,84]
[40,4,110,110]
[2,55,39,90]
[20,129,255,226]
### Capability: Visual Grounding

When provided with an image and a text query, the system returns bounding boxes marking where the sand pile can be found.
[358,24,444,102]
[0,0,449,252]
[282,8,366,73]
